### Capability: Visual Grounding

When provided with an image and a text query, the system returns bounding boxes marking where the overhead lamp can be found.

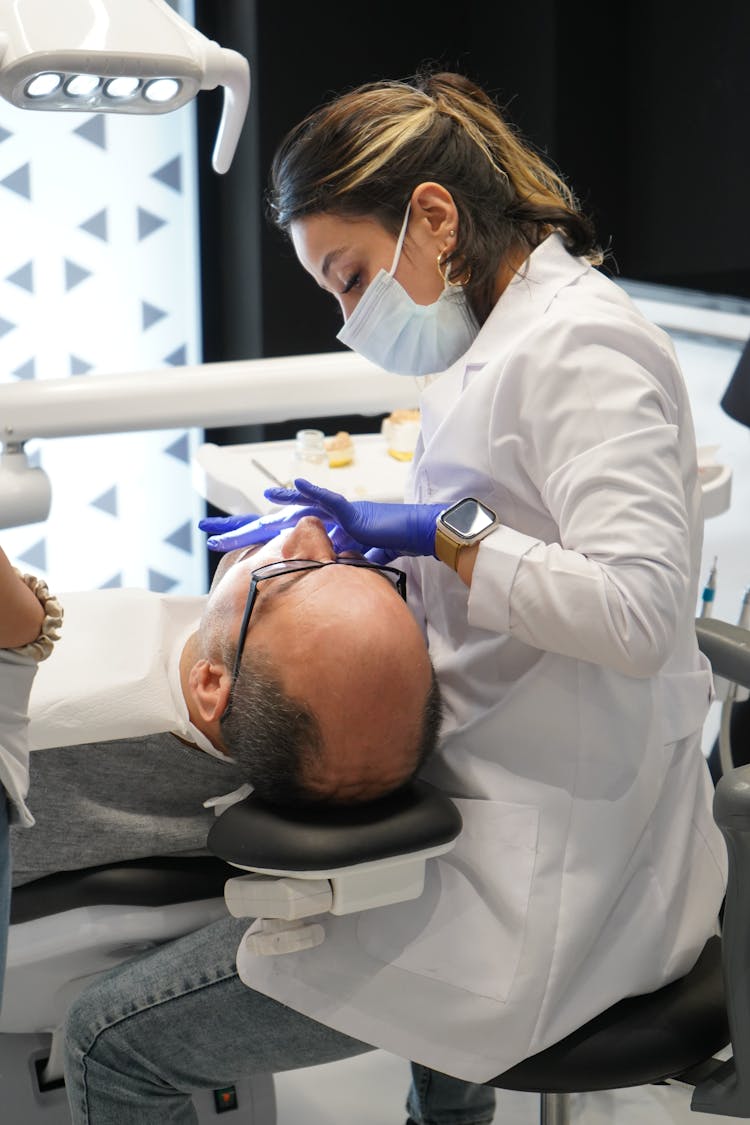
[0,0,250,173]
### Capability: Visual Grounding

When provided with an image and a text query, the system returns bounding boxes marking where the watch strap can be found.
[435,525,464,571]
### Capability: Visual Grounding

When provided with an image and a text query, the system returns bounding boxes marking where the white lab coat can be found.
[236,234,727,1081]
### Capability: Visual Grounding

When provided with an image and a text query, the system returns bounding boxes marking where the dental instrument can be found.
[701,556,718,618]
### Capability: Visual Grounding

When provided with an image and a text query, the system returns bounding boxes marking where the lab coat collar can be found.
[417,234,590,426]
[471,232,589,359]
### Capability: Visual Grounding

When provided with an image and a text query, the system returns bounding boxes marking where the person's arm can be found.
[0,545,44,649]
[465,314,695,677]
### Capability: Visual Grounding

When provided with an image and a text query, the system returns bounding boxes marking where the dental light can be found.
[0,0,250,173]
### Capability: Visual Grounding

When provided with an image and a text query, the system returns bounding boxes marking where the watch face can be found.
[444,498,496,539]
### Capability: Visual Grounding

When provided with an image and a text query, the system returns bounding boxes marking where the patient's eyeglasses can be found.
[222,557,408,721]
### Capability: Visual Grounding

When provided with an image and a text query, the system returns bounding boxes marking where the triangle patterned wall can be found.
[0,93,206,595]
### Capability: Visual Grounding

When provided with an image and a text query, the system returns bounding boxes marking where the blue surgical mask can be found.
[336,204,479,376]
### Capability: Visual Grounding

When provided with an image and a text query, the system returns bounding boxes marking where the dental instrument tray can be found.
[193,432,412,515]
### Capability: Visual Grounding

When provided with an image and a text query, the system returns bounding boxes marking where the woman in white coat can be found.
[60,71,726,1125]
[201,71,727,1124]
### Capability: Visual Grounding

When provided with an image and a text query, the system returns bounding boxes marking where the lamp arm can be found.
[201,44,251,175]
[0,352,419,445]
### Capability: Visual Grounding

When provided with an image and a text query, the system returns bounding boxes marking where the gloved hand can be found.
[198,508,321,553]
[263,478,446,564]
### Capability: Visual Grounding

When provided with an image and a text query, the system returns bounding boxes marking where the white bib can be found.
[28,588,206,751]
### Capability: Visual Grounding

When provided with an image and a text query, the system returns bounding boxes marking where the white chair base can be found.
[0,1030,276,1123]
[0,893,278,1123]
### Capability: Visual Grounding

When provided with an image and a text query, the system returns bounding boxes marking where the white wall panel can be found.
[0,88,205,593]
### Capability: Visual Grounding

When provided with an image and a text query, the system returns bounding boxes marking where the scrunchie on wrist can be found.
[12,570,63,661]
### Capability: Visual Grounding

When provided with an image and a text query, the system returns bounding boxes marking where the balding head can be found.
[198,518,442,805]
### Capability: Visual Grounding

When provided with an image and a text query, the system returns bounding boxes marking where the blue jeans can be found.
[63,913,495,1124]
[0,794,9,1011]
[408,1065,496,1125]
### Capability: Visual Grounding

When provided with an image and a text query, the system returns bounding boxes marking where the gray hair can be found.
[220,647,443,807]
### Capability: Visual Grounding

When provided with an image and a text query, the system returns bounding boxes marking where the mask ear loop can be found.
[437,228,473,288]
[437,249,456,287]
[389,203,412,276]
[438,227,472,287]
[438,251,473,288]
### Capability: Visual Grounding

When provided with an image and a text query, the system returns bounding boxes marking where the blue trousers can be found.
[63,913,495,1124]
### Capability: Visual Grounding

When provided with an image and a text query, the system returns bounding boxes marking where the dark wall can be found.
[195,2,750,364]
[620,4,750,294]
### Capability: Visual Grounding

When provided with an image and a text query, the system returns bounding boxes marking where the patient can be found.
[11,516,441,886]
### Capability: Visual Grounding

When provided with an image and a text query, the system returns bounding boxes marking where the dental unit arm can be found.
[0,0,250,173]
[0,351,421,529]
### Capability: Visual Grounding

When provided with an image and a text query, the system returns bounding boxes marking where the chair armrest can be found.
[10,856,233,924]
[696,619,750,690]
[693,764,750,1114]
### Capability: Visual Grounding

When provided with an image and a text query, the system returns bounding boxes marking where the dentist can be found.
[63,70,726,1125]
[202,70,727,1124]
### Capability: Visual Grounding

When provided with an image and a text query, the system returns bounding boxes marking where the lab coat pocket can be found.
[659,667,713,744]
[356,797,539,1004]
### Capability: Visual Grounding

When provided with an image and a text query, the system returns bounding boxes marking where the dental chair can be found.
[0,857,277,1122]
[0,782,462,1123]
[2,618,748,1124]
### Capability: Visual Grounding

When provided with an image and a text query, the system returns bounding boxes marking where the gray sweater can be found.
[11,732,246,886]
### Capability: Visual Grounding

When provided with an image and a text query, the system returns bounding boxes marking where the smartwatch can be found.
[434,497,500,571]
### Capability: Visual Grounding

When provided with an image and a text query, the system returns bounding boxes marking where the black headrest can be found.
[207,779,463,872]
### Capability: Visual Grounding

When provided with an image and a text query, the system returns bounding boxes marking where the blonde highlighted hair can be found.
[269,71,601,324]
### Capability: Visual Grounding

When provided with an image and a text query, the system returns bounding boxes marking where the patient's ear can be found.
[189,658,232,724]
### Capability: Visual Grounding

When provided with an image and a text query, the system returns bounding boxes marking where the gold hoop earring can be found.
[437,249,471,287]
[437,249,458,286]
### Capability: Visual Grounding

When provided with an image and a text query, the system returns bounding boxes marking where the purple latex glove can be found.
[199,507,328,553]
[199,513,260,537]
[263,479,446,564]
